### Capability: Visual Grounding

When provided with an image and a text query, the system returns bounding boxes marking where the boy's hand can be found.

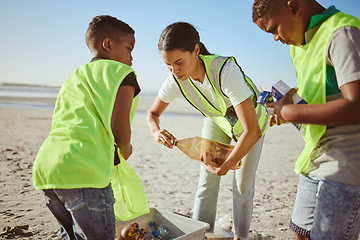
[152,129,177,149]
[120,144,132,160]
[266,88,298,126]
[268,114,283,126]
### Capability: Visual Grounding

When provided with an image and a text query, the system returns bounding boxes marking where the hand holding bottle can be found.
[152,128,177,149]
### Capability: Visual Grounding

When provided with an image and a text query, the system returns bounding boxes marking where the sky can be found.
[1,0,359,95]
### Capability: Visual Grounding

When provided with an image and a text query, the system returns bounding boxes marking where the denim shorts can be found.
[43,184,115,240]
[290,174,360,240]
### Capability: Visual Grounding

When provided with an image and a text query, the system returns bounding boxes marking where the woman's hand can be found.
[147,97,178,148]
[201,161,230,176]
[152,128,177,149]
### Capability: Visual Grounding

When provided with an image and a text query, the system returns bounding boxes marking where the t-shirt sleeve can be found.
[220,59,253,107]
[157,75,183,103]
[327,26,360,87]
[120,72,141,97]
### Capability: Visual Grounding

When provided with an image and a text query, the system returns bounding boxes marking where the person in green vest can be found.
[253,0,360,239]
[147,21,268,240]
[32,15,141,240]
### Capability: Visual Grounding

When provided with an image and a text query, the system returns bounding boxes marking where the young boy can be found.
[32,15,140,239]
[252,0,360,239]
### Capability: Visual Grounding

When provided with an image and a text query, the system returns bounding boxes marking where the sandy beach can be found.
[0,96,305,239]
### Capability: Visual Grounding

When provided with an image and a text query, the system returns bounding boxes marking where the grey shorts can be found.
[290,174,360,240]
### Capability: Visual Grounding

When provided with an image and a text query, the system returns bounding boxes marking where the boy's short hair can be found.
[85,15,134,53]
[252,0,284,22]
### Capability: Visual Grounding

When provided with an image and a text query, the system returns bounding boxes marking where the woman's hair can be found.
[158,22,211,55]
[85,15,134,53]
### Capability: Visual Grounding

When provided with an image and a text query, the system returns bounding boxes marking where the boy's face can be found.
[255,2,306,46]
[109,34,135,66]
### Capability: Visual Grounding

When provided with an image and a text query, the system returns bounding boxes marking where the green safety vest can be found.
[32,59,139,189]
[290,12,360,174]
[174,55,268,141]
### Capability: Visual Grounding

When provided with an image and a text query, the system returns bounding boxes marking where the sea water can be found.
[0,84,203,119]
[0,84,60,110]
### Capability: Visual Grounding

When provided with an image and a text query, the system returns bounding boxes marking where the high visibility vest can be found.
[290,12,360,174]
[32,59,139,189]
[174,54,268,141]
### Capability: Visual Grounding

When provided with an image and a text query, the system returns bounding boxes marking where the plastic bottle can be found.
[151,230,160,240]
[157,225,170,239]
[174,137,240,170]
[148,221,156,233]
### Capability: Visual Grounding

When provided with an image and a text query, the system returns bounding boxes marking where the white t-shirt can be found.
[158,58,253,109]
[327,26,360,87]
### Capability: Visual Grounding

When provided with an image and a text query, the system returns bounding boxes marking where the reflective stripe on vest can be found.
[174,55,268,141]
[290,12,360,174]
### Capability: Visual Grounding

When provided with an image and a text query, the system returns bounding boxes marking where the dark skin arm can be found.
[267,80,360,126]
[111,85,135,160]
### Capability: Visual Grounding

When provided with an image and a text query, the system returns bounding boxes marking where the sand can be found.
[0,96,305,239]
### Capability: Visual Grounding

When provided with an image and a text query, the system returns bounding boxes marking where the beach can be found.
[0,96,305,239]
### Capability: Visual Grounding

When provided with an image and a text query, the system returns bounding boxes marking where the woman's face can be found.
[161,48,198,81]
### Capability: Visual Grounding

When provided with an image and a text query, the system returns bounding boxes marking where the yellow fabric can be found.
[33,60,136,189]
[112,148,149,221]
[290,12,360,174]
[111,94,149,221]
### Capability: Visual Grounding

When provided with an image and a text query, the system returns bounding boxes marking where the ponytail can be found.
[198,42,211,55]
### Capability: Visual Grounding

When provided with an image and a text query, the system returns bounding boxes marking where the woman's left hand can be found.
[201,161,230,176]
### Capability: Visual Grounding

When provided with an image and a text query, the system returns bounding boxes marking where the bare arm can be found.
[111,85,135,160]
[202,97,262,175]
[146,96,177,149]
[268,80,360,126]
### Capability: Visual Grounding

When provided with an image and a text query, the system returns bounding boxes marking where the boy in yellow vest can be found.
[32,15,141,239]
[252,0,360,239]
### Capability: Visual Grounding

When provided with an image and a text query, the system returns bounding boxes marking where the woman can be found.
[146,22,268,240]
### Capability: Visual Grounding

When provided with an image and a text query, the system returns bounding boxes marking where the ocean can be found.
[0,84,202,118]
[0,84,60,110]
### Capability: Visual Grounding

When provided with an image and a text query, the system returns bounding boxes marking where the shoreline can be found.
[0,96,203,118]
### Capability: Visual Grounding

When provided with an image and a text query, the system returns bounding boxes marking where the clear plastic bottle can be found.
[157,225,170,239]
[148,221,156,233]
[151,230,160,240]
[174,137,240,170]
[145,221,156,240]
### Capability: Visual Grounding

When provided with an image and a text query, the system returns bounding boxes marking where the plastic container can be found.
[116,208,209,240]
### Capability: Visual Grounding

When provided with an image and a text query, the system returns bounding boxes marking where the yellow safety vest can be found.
[32,59,139,189]
[290,12,360,174]
[174,55,268,141]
